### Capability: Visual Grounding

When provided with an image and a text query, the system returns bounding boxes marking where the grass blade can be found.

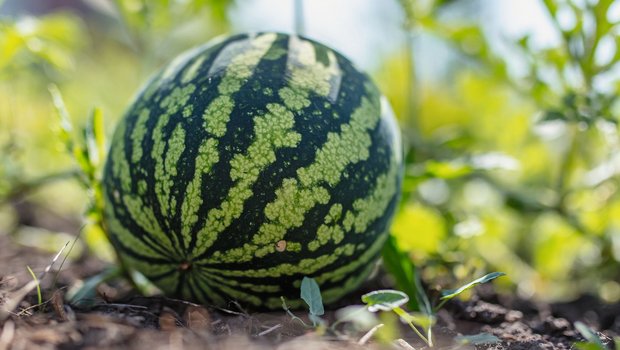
[440,272,506,301]
[381,234,420,311]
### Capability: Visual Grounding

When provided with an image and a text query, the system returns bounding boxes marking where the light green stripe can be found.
[149,270,180,295]
[212,84,381,263]
[182,54,207,84]
[215,285,261,307]
[203,243,355,278]
[160,85,196,116]
[320,254,378,304]
[110,119,131,192]
[203,223,386,283]
[130,108,150,163]
[122,194,180,254]
[191,103,301,258]
[180,138,219,245]
[203,95,234,137]
[279,36,341,110]
[308,203,344,251]
[308,154,399,251]
[189,270,226,305]
[151,113,171,217]
[350,161,398,234]
[154,124,186,221]
[205,272,280,293]
[297,94,379,187]
[180,35,278,254]
[286,36,341,99]
[263,259,377,309]
[265,297,303,310]
[107,213,163,259]
[313,233,386,285]
[216,33,278,95]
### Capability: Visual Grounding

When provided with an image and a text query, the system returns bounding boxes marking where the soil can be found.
[1,220,619,349]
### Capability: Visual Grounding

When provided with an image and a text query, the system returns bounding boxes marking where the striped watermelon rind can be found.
[103,32,403,309]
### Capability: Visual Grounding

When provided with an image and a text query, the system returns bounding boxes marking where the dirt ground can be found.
[1,231,619,350]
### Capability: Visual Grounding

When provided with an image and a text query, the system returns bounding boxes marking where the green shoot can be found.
[381,234,421,311]
[281,296,311,328]
[359,269,505,347]
[362,289,433,346]
[25,266,42,306]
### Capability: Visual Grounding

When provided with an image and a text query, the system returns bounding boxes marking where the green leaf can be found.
[300,277,324,316]
[455,333,501,345]
[85,107,106,169]
[67,266,122,306]
[574,342,606,350]
[361,290,409,312]
[424,160,472,179]
[440,272,506,301]
[574,322,606,348]
[49,84,73,141]
[381,234,420,311]
[26,265,42,305]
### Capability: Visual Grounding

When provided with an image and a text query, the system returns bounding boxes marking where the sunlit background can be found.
[1,0,619,304]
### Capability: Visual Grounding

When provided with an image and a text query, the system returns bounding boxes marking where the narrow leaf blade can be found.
[440,272,506,301]
[381,234,421,311]
[574,322,605,348]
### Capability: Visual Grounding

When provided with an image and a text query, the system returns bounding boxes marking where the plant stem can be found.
[393,306,431,346]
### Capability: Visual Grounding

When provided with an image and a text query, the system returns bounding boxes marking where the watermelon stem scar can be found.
[103,32,403,309]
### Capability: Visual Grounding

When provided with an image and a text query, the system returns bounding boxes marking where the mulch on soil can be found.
[0,233,618,349]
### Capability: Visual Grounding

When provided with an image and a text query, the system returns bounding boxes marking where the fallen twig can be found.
[0,320,15,350]
[257,324,282,337]
[358,323,384,345]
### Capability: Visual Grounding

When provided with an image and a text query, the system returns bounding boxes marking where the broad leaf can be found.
[300,277,324,316]
[362,290,409,312]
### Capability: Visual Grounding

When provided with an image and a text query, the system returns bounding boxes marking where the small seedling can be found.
[573,321,619,350]
[362,289,433,346]
[281,276,326,328]
[360,273,505,347]
[300,276,325,326]
[25,266,42,306]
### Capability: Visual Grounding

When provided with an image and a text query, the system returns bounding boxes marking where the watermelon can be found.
[102,32,403,309]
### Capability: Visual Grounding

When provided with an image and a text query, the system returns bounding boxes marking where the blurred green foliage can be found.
[0,0,618,303]
[383,0,620,302]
